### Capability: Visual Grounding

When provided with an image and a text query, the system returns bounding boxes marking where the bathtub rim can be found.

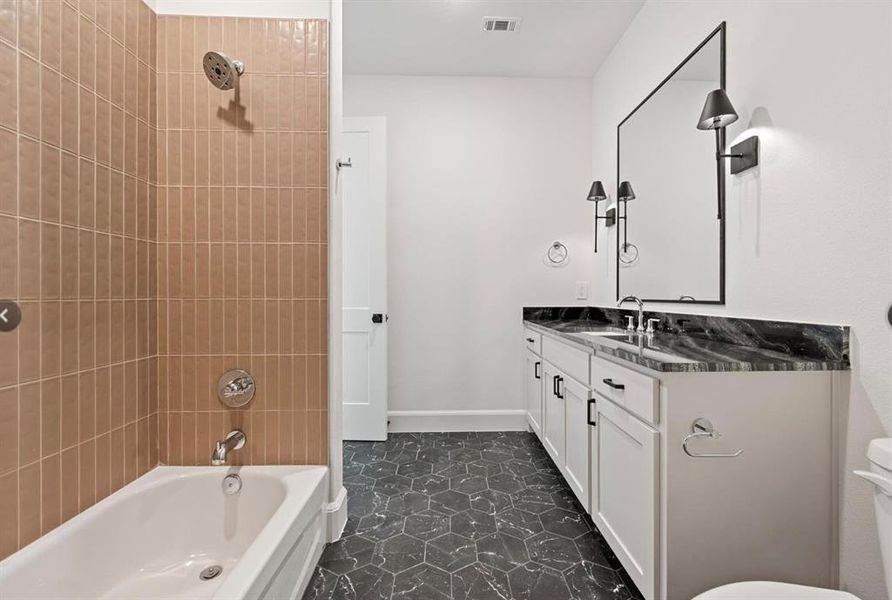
[212,465,329,599]
[0,464,330,599]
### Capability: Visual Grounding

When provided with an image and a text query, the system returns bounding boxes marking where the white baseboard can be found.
[387,410,528,433]
[323,485,348,542]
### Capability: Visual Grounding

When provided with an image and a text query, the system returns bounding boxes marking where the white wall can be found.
[327,0,346,536]
[345,75,592,428]
[148,0,330,19]
[590,2,892,598]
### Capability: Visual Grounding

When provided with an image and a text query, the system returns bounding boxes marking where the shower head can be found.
[202,51,245,90]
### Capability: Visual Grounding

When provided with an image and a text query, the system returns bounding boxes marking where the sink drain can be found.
[199,565,223,581]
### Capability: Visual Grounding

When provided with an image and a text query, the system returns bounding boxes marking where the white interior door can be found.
[342,117,387,441]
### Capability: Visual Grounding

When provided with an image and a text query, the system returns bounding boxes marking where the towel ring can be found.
[619,242,639,265]
[546,241,569,267]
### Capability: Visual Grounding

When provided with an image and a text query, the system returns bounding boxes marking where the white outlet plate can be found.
[575,281,589,300]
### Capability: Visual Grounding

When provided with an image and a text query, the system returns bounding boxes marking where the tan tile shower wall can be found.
[155,16,328,467]
[0,0,159,559]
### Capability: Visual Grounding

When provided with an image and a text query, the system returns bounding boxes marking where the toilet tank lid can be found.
[867,438,892,470]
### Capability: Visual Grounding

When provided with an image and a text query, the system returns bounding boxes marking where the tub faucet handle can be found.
[223,376,253,397]
[217,370,256,408]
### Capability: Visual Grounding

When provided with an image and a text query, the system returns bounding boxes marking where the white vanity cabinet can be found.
[589,355,661,599]
[541,361,565,467]
[540,361,592,509]
[561,375,592,508]
[524,349,543,436]
[523,328,544,436]
[592,396,659,600]
[522,324,838,600]
[592,355,659,425]
[539,334,593,508]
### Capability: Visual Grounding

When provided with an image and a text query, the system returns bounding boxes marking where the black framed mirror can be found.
[616,23,726,304]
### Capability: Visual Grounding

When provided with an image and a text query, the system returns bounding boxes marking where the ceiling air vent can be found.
[482,16,521,32]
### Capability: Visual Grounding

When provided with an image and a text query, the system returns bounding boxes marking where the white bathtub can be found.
[0,466,329,600]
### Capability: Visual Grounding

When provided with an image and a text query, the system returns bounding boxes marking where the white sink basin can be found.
[572,331,696,364]
[637,347,695,364]
[574,330,632,338]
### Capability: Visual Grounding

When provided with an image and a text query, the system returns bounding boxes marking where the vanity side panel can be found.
[659,371,834,600]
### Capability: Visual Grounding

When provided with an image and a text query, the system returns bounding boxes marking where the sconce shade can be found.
[697,88,739,130]
[587,181,607,202]
[618,181,636,202]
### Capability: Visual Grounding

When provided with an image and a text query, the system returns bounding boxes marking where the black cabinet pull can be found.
[556,376,564,399]
[534,361,541,380]
[552,375,559,397]
[587,398,597,426]
[602,378,625,390]
[526,337,535,343]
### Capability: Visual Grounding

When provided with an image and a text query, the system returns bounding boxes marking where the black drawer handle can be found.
[602,378,625,390]
[526,337,536,343]
[534,361,541,380]
[553,375,559,397]
[587,398,597,426]
[556,376,564,399]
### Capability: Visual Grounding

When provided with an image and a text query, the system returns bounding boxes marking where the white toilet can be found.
[694,438,892,600]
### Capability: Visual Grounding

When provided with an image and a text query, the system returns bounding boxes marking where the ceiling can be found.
[344,0,645,78]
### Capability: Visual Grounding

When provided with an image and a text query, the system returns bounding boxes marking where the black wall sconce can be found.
[617,180,635,252]
[587,181,616,253]
[698,88,759,218]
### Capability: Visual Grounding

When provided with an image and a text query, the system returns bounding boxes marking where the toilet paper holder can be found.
[682,418,743,458]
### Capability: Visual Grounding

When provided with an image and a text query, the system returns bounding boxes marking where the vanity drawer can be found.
[523,328,543,355]
[591,356,659,425]
[542,336,590,385]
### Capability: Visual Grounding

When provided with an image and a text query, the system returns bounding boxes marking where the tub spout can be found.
[212,430,246,465]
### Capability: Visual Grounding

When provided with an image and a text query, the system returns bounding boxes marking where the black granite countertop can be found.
[524,316,851,373]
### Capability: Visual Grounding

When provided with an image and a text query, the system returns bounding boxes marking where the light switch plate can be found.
[575,281,589,300]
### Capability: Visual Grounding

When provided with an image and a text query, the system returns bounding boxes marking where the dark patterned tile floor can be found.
[303,431,644,600]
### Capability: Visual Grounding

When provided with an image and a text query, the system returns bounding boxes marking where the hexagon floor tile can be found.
[303,432,644,600]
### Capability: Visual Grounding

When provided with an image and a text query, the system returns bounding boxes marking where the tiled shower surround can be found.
[0,0,160,559]
[155,16,329,466]
[0,0,328,560]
